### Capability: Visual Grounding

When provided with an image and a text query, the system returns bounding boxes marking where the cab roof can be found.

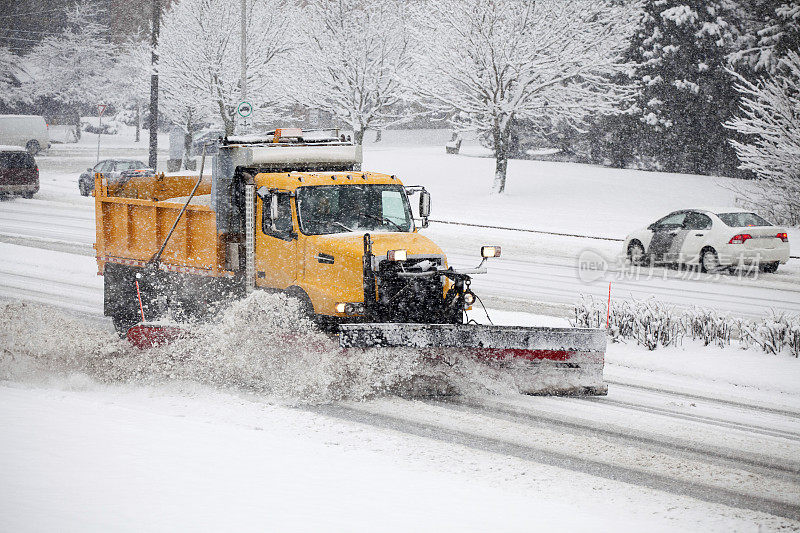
[255,170,403,191]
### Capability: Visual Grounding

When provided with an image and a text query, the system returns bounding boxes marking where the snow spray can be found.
[0,294,520,404]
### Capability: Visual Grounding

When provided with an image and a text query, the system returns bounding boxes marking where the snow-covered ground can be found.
[2,128,800,530]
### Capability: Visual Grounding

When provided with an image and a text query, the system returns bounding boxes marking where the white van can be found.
[0,115,50,155]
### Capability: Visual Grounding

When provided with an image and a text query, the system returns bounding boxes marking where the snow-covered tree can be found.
[158,0,294,136]
[110,36,151,142]
[288,0,410,145]
[627,0,741,174]
[731,2,800,74]
[726,51,800,225]
[410,0,642,193]
[0,46,21,108]
[25,0,115,139]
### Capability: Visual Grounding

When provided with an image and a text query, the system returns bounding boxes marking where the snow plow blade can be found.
[339,323,607,395]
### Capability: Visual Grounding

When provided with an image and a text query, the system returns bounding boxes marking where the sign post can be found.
[237,101,252,132]
[96,104,107,164]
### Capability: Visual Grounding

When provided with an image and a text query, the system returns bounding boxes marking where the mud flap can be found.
[339,323,608,395]
[126,323,187,349]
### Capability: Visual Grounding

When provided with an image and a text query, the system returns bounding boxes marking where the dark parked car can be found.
[0,146,39,198]
[79,158,147,196]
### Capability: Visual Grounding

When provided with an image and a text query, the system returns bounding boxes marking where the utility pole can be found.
[240,0,248,133]
[148,0,161,170]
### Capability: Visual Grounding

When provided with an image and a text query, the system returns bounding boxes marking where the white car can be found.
[624,207,790,273]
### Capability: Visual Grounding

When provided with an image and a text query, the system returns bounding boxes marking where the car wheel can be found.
[25,140,40,155]
[760,261,779,274]
[627,241,646,266]
[700,248,721,273]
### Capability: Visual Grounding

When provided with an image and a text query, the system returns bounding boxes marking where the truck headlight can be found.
[481,246,501,258]
[336,302,365,315]
[387,249,407,261]
[463,291,476,306]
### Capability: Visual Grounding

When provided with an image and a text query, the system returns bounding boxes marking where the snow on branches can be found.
[726,51,800,225]
[0,46,20,106]
[24,0,115,139]
[287,0,411,145]
[158,0,294,136]
[410,0,641,193]
[574,295,800,357]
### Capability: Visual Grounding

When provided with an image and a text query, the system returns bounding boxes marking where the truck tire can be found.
[286,286,314,318]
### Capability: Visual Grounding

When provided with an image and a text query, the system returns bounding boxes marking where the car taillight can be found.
[729,234,752,244]
[777,232,788,242]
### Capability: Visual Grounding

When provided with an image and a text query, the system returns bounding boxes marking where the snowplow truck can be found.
[94,128,607,395]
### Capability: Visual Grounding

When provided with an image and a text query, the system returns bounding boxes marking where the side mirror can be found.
[269,193,279,232]
[87,168,93,172]
[647,223,656,231]
[419,190,431,218]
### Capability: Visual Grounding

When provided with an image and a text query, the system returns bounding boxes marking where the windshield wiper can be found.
[358,212,403,231]
[332,221,354,232]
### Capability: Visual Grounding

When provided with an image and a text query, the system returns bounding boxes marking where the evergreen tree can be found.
[732,1,800,74]
[626,1,741,175]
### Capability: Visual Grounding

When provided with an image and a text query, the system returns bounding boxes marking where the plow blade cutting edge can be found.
[339,323,608,395]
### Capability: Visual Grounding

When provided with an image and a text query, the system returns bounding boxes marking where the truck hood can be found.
[311,231,445,262]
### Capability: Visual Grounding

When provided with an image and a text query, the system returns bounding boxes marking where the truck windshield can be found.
[296,184,413,235]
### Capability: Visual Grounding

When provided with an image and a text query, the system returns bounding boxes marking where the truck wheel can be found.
[286,287,314,318]
[112,315,138,338]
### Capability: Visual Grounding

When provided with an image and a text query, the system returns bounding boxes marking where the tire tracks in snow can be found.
[442,397,800,478]
[605,380,800,420]
[311,400,800,522]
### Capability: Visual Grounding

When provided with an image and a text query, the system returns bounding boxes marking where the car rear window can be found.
[716,212,772,227]
[0,151,36,169]
[117,161,145,170]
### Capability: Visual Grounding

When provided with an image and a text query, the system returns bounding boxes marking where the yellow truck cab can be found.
[253,169,449,320]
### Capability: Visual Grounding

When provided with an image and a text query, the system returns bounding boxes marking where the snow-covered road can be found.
[3,187,799,321]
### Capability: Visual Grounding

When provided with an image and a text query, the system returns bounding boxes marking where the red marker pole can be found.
[135,281,146,322]
[606,282,611,329]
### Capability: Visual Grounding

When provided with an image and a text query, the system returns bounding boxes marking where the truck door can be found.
[255,192,298,289]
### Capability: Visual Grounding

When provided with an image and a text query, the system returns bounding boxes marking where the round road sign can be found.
[237,101,253,118]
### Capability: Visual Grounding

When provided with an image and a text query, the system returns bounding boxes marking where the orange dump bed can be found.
[94,173,229,276]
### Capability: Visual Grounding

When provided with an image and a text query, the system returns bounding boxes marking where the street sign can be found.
[97,104,107,117]
[237,101,252,118]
